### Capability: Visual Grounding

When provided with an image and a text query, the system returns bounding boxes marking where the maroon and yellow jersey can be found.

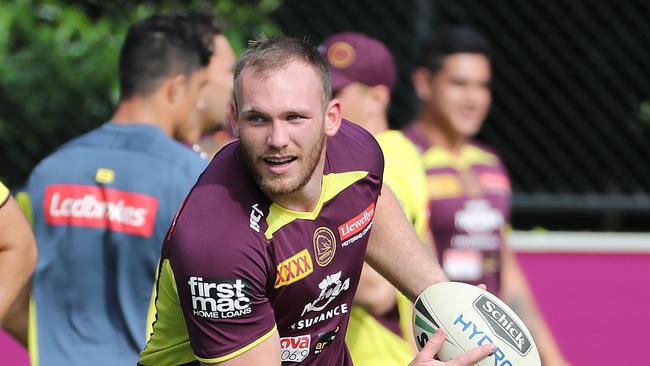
[0,180,9,208]
[140,120,384,365]
[403,125,511,294]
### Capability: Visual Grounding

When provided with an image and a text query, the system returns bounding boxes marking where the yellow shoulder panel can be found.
[422,144,498,171]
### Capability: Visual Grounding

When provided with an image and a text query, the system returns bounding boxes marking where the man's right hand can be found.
[408,328,496,366]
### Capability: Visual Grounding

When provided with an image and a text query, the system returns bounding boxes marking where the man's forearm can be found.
[365,186,447,301]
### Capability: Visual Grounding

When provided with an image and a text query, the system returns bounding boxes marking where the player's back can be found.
[24,122,206,366]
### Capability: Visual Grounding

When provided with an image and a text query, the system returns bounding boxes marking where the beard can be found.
[242,131,326,198]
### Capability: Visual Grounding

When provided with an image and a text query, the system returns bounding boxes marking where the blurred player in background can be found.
[3,14,212,366]
[404,25,571,366]
[139,36,495,366]
[182,13,237,159]
[321,32,429,366]
[0,181,37,329]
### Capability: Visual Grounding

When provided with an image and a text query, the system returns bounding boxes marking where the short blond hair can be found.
[233,36,332,111]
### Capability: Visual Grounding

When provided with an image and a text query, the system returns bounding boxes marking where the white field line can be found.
[508,231,650,253]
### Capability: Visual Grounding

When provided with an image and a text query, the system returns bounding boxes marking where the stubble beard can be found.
[244,133,326,198]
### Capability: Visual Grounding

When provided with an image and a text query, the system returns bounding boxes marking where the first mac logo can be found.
[188,277,252,319]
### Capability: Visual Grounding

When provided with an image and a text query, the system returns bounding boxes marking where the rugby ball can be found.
[413,282,541,366]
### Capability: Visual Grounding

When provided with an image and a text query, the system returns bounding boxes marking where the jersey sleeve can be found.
[0,180,9,208]
[328,120,384,182]
[167,203,277,363]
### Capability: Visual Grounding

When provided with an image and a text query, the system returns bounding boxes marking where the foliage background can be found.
[0,0,282,189]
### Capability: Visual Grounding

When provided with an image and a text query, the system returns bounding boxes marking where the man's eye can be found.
[247,115,266,123]
[287,114,304,121]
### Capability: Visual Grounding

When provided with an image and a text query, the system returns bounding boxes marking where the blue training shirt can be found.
[24,122,206,366]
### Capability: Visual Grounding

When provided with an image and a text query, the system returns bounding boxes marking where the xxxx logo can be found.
[275,249,314,288]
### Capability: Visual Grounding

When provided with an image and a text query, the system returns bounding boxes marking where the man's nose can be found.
[267,119,290,149]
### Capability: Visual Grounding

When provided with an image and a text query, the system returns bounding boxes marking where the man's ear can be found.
[230,100,240,137]
[369,85,391,112]
[324,99,342,137]
[411,67,433,101]
[167,74,187,103]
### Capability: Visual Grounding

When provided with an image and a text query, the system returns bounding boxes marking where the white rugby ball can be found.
[413,282,541,366]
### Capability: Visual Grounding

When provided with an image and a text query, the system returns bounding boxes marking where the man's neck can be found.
[357,112,389,136]
[110,97,173,137]
[413,116,467,155]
